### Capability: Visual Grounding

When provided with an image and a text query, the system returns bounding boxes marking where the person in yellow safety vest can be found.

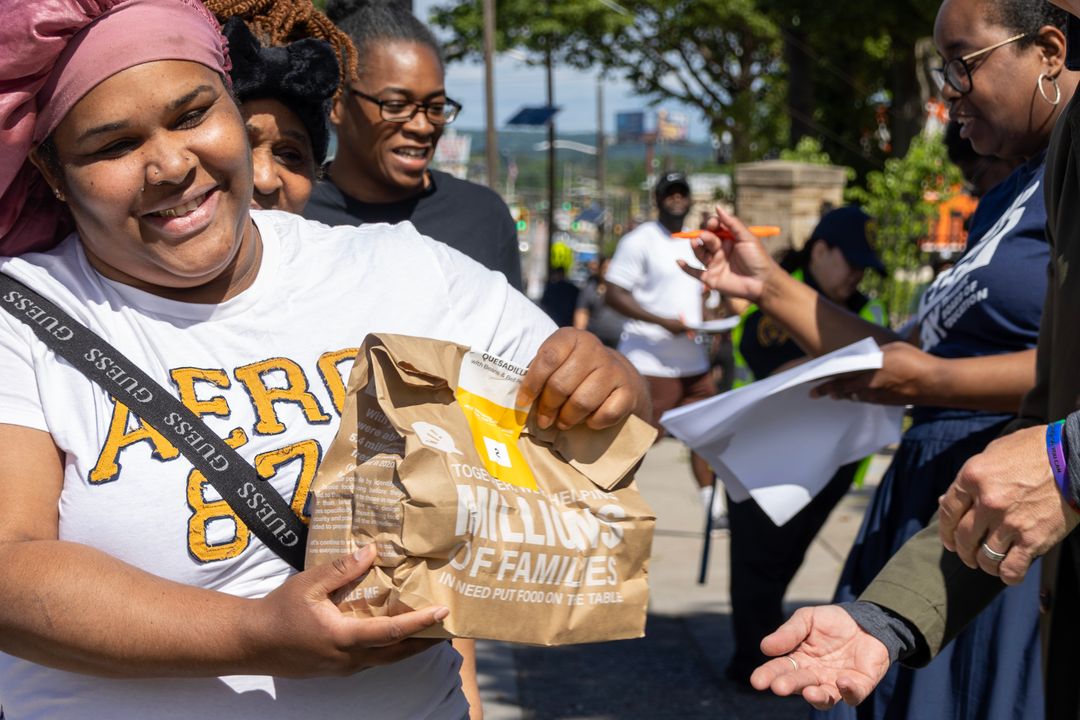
[723,205,887,688]
[539,242,580,327]
[730,268,885,387]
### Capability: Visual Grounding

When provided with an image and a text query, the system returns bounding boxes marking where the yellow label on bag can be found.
[454,351,537,491]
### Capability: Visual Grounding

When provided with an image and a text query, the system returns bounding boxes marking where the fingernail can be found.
[433,607,449,621]
[354,545,374,562]
[537,413,552,429]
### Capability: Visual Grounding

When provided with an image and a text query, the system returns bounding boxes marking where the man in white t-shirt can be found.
[605,172,723,525]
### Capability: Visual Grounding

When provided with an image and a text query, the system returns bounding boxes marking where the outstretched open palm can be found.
[750,605,891,710]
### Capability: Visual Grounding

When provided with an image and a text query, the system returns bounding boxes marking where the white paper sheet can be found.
[686,317,740,334]
[660,338,904,526]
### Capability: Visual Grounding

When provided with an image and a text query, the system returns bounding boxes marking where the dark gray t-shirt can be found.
[576,278,626,347]
[304,169,523,290]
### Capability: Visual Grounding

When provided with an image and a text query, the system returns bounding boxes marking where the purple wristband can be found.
[1046,420,1078,512]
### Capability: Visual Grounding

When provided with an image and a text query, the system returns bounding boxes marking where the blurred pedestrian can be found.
[539,245,579,327]
[573,256,627,348]
[606,172,724,525]
[304,0,523,288]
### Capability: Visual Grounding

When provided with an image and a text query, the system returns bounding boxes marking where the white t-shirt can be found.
[605,221,709,377]
[0,210,555,720]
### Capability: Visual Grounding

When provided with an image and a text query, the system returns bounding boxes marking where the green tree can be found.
[770,134,953,324]
[779,136,833,166]
[430,0,787,162]
[761,0,941,173]
[431,1,628,60]
[846,132,961,325]
[778,136,856,185]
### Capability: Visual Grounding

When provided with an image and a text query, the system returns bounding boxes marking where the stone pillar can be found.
[734,161,848,256]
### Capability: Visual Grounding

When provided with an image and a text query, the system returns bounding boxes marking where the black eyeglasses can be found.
[348,87,462,125]
[932,32,1028,95]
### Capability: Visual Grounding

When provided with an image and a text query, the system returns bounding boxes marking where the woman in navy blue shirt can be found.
[683,1,1077,717]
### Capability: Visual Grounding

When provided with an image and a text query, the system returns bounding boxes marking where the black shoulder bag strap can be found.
[0,273,307,570]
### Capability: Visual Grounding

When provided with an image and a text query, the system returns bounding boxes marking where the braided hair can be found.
[325,0,443,78]
[204,0,358,88]
[983,0,1069,46]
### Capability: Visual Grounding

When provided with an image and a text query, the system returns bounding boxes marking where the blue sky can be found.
[414,0,709,141]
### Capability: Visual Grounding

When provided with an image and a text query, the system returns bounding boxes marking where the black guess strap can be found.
[0,273,307,570]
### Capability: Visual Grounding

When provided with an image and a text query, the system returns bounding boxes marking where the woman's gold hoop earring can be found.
[1039,72,1062,106]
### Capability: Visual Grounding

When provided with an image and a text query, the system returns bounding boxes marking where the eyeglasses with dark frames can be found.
[348,87,462,125]
[932,32,1029,95]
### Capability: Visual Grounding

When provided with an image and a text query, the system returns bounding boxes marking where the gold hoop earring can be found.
[1039,72,1062,106]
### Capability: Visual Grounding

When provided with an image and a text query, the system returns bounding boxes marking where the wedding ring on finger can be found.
[786,655,799,672]
[981,542,1008,563]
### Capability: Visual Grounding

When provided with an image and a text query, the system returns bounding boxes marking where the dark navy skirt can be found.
[813,409,1043,720]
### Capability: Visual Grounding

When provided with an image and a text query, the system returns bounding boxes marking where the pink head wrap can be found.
[0,0,230,257]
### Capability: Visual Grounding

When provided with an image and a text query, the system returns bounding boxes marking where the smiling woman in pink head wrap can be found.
[0,0,230,256]
[0,1,649,717]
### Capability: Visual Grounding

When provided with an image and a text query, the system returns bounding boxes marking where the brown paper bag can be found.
[305,333,657,645]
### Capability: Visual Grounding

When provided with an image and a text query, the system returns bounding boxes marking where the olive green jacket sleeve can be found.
[857,92,1078,669]
[858,513,1007,666]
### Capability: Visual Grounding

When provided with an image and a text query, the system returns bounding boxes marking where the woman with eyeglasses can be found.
[302,0,523,290]
[680,1,1076,718]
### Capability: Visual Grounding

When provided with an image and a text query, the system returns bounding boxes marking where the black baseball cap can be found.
[655,172,690,200]
[811,206,885,275]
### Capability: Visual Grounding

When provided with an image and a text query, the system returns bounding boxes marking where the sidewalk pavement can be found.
[474,437,890,719]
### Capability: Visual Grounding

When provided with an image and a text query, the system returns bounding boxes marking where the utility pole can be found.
[482,0,498,189]
[596,75,606,250]
[545,41,556,282]
[644,132,656,212]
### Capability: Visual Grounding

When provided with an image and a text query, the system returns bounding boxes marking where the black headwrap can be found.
[223,18,339,165]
